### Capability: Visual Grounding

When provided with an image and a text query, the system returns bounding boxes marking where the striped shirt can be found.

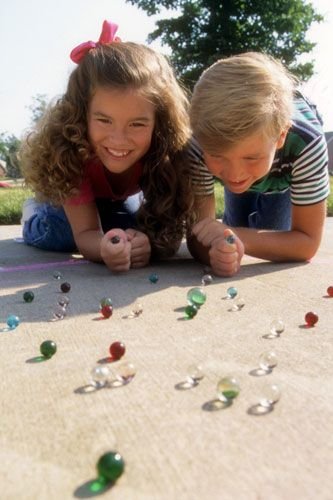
[189,93,330,205]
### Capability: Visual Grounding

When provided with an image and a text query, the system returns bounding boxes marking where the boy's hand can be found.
[100,229,131,272]
[209,228,244,277]
[192,217,227,247]
[125,229,151,268]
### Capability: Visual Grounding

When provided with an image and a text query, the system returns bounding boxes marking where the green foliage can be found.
[0,133,22,178]
[214,180,224,218]
[0,94,49,180]
[126,0,323,88]
[327,177,333,217]
[28,94,48,124]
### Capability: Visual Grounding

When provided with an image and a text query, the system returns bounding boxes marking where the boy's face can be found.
[88,86,155,174]
[203,130,286,193]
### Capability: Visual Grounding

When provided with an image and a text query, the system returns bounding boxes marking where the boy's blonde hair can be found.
[190,52,297,153]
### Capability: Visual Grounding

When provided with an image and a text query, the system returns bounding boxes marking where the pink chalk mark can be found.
[0,259,89,273]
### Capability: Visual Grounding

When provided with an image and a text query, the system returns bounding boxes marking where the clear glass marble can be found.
[226,286,238,299]
[201,274,213,286]
[259,351,278,372]
[186,364,205,384]
[115,361,136,384]
[58,296,70,308]
[52,270,63,280]
[90,365,112,388]
[258,382,281,408]
[187,287,207,307]
[52,305,67,320]
[230,297,245,311]
[270,319,285,336]
[216,376,240,402]
[129,301,143,318]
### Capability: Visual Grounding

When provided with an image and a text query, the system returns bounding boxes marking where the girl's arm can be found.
[63,202,132,271]
[63,202,104,261]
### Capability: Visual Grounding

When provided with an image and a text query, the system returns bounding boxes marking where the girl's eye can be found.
[131,122,146,127]
[97,118,112,124]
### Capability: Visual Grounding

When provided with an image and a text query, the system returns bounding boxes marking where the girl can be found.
[188,52,329,276]
[21,20,210,272]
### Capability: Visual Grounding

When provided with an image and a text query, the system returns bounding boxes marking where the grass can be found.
[0,185,32,224]
[0,178,332,224]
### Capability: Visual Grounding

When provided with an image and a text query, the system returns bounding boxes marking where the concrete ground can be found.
[1,221,333,500]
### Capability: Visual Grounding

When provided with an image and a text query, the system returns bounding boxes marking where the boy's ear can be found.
[276,128,288,149]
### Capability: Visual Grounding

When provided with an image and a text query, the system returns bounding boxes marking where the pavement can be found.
[0,221,333,500]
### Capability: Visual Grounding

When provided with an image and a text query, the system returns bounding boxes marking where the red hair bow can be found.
[70,20,121,64]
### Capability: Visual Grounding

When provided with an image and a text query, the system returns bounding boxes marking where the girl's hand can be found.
[209,229,244,277]
[125,229,151,268]
[100,229,131,272]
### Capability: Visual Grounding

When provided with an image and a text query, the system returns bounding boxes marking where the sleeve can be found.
[187,138,215,196]
[291,134,330,205]
[64,176,95,206]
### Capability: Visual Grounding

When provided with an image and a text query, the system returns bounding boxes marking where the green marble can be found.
[184,304,198,319]
[23,291,34,303]
[40,340,57,358]
[97,451,125,483]
[187,287,207,307]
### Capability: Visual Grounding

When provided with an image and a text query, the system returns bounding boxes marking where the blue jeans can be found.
[23,194,142,252]
[223,187,291,230]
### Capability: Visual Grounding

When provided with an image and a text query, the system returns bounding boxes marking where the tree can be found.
[0,133,21,178]
[28,93,48,124]
[0,94,49,178]
[126,0,323,88]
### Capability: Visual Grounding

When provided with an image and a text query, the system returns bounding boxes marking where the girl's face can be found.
[88,86,155,174]
[203,130,287,193]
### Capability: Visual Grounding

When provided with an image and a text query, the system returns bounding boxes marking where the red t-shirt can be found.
[65,159,143,205]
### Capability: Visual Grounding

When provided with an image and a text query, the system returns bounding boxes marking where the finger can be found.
[210,247,238,264]
[124,228,137,241]
[212,237,237,254]
[211,260,239,277]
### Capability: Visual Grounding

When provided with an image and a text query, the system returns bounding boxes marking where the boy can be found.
[188,52,330,276]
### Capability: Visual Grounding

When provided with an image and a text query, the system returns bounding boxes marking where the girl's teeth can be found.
[107,149,129,157]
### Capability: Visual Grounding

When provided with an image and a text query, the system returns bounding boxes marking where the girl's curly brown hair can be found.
[21,42,195,258]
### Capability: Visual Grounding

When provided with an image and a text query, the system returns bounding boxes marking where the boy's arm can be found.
[187,193,244,276]
[233,200,326,261]
[193,200,327,262]
[186,193,216,265]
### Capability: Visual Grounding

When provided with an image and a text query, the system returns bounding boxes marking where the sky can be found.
[1,0,332,137]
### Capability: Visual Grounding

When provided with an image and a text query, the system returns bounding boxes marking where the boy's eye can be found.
[131,122,146,127]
